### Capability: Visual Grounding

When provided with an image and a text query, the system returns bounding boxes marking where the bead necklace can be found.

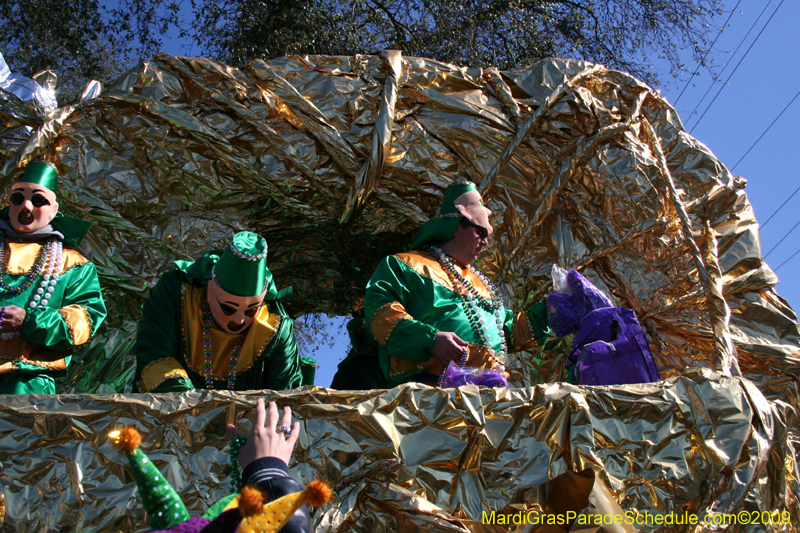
[438,347,469,387]
[0,235,64,340]
[201,300,246,390]
[0,234,51,294]
[430,246,502,312]
[30,239,63,310]
[430,246,508,367]
[229,433,247,493]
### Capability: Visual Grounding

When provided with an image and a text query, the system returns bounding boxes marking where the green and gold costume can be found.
[0,236,107,394]
[0,161,107,394]
[134,250,303,393]
[335,182,550,389]
[363,250,549,387]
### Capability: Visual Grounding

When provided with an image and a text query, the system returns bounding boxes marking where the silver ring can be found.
[276,424,292,438]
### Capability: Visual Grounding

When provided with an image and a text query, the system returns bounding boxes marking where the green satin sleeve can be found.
[385,320,438,361]
[259,303,303,390]
[18,262,107,349]
[527,301,551,346]
[365,256,438,362]
[0,372,56,394]
[153,377,194,393]
[502,307,515,349]
[134,270,194,392]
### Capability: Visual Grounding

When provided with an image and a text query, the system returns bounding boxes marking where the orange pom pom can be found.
[117,425,142,453]
[304,480,333,507]
[238,485,265,517]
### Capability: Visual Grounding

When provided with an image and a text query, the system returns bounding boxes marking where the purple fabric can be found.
[441,362,509,388]
[547,269,613,337]
[199,508,242,533]
[568,307,660,386]
[150,517,211,533]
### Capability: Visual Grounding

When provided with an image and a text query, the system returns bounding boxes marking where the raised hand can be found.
[226,398,300,470]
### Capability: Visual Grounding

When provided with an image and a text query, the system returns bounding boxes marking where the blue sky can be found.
[152,0,800,386]
[662,0,799,310]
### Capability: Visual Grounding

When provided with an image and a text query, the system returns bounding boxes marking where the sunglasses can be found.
[10,192,51,208]
[219,302,260,318]
[462,219,489,239]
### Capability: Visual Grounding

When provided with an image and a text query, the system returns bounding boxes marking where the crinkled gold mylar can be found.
[0,53,798,531]
[0,87,43,167]
[1,53,796,389]
[0,374,795,532]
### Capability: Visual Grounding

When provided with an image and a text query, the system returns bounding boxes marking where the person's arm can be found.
[228,399,300,482]
[242,455,290,486]
[505,300,552,352]
[134,271,194,392]
[0,261,108,376]
[227,400,310,533]
[365,256,439,361]
[17,261,107,350]
[262,302,303,391]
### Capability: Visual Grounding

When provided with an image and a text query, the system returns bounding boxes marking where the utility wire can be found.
[684,0,773,130]
[691,0,785,132]
[760,184,800,230]
[774,247,800,272]
[731,88,800,171]
[674,0,742,106]
[684,0,771,128]
[737,75,800,241]
[764,217,800,259]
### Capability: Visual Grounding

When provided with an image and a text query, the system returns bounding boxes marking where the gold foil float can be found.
[0,374,795,532]
[0,52,797,531]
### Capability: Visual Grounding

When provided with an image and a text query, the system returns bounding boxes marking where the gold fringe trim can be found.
[138,358,190,392]
[0,354,66,371]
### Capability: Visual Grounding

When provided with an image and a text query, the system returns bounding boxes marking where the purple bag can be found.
[547,267,614,337]
[567,307,660,386]
[441,362,509,388]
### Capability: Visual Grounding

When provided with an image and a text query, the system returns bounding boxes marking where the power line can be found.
[760,184,800,230]
[774,247,800,272]
[764,217,800,259]
[690,0,785,132]
[683,0,772,128]
[731,88,800,171]
[674,0,742,106]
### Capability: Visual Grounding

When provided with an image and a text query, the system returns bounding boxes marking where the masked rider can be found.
[0,161,107,393]
[134,231,303,392]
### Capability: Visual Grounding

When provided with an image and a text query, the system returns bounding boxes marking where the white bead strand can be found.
[4,238,64,339]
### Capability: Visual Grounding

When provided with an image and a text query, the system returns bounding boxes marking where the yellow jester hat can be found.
[237,480,332,533]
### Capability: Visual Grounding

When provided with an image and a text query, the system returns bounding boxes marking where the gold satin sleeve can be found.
[0,338,67,371]
[139,358,190,392]
[58,305,93,346]
[511,311,538,352]
[369,301,413,348]
[388,343,497,380]
[388,354,438,378]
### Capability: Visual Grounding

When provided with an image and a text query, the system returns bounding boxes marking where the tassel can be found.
[238,485,266,517]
